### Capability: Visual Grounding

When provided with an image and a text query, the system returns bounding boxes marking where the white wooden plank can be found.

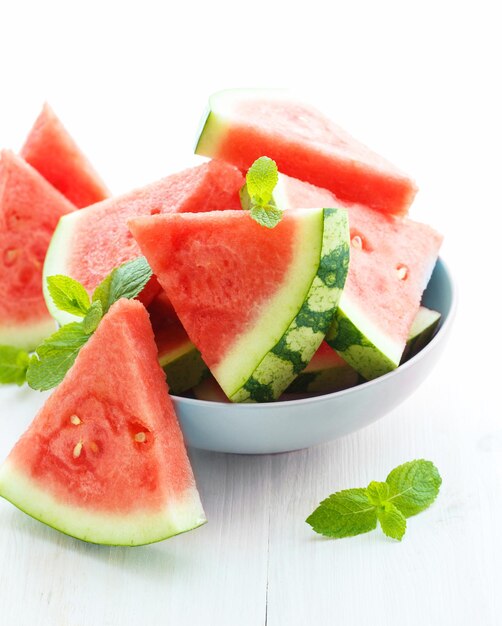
[265,322,501,626]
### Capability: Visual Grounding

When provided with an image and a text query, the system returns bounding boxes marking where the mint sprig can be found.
[242,156,282,228]
[0,256,153,391]
[306,459,441,541]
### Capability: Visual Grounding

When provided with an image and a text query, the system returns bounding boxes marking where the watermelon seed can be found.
[89,442,99,453]
[4,248,19,267]
[351,235,363,249]
[134,432,147,443]
[70,415,81,426]
[73,441,83,458]
[396,265,408,280]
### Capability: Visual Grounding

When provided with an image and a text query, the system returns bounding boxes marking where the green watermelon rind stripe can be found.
[162,346,209,395]
[326,304,400,381]
[230,208,350,403]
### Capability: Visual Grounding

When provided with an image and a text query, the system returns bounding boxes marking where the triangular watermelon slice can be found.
[0,151,75,350]
[195,89,417,216]
[261,173,442,380]
[0,299,206,545]
[21,103,110,208]
[43,160,245,325]
[129,208,350,402]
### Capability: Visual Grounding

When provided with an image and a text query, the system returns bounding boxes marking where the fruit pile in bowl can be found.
[0,90,454,544]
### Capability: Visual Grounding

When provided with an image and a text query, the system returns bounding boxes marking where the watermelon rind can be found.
[0,460,206,546]
[326,282,439,381]
[325,295,403,380]
[160,343,209,395]
[0,317,57,352]
[42,210,85,326]
[195,88,288,157]
[400,306,441,363]
[229,208,349,402]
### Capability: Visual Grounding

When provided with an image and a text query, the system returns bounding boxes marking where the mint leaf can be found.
[0,346,30,386]
[306,459,441,542]
[82,301,103,334]
[26,323,91,391]
[249,205,283,229]
[243,157,283,228]
[109,256,152,303]
[377,503,407,541]
[386,459,442,517]
[47,275,91,317]
[366,481,390,506]
[246,156,279,206]
[306,488,377,538]
[92,273,112,312]
[93,257,152,313]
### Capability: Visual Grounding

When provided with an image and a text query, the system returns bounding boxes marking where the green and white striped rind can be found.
[230,208,350,403]
[0,460,206,546]
[194,88,288,157]
[401,306,441,363]
[0,316,57,351]
[160,344,209,395]
[326,294,404,381]
[42,210,86,326]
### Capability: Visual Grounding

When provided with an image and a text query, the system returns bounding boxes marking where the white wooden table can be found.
[1,2,501,624]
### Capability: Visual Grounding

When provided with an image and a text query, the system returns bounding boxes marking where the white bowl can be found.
[172,258,456,454]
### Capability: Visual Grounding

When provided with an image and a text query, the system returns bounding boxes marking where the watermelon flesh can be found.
[262,173,443,380]
[0,151,75,349]
[148,292,208,394]
[130,208,350,402]
[43,160,244,325]
[21,103,109,208]
[0,299,206,545]
[195,89,417,216]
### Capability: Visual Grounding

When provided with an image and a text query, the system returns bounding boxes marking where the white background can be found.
[0,2,501,625]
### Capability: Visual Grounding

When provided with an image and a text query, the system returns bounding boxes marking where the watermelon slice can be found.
[0,299,206,545]
[148,292,208,394]
[130,208,350,402]
[401,306,441,363]
[0,151,75,350]
[43,160,244,325]
[195,89,417,216]
[254,173,443,380]
[20,103,109,208]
